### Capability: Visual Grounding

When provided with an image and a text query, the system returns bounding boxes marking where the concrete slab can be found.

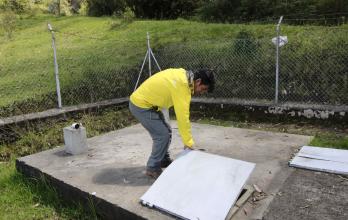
[16,122,311,219]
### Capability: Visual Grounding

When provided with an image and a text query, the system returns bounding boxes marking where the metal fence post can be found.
[147,32,152,76]
[48,23,62,109]
[275,16,283,104]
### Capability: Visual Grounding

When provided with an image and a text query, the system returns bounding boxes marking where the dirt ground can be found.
[263,169,348,220]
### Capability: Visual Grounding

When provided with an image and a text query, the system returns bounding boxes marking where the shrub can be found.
[121,6,135,24]
[2,0,29,13]
[1,10,16,39]
[86,0,126,16]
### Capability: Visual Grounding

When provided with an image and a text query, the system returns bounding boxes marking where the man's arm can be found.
[172,87,194,148]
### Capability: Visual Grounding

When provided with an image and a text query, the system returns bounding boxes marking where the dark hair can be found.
[193,68,215,93]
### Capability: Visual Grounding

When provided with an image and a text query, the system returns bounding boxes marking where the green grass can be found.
[0,106,135,160]
[309,134,348,149]
[0,159,95,220]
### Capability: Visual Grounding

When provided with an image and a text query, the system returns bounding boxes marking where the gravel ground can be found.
[263,169,348,220]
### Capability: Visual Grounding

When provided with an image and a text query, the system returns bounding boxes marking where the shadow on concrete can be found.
[93,167,155,186]
[53,150,73,157]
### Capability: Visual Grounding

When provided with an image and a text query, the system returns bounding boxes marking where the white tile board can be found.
[289,146,348,175]
[140,150,255,220]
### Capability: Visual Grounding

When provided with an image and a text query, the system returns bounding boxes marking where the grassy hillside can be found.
[0,14,347,117]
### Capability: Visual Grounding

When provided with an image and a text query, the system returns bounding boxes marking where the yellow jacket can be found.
[130,68,194,147]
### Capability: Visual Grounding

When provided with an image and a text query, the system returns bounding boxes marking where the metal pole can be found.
[48,23,62,109]
[147,32,152,76]
[150,49,161,71]
[275,16,283,104]
[134,50,149,91]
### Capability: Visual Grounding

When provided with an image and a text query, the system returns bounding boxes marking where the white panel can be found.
[289,146,348,175]
[290,156,348,175]
[140,151,255,220]
[298,146,348,164]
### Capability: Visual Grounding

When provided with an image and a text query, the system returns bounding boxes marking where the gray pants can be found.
[129,101,172,171]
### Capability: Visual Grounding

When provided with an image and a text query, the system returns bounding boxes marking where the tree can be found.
[86,0,126,16]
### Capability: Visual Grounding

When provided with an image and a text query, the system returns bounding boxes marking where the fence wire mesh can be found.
[155,39,276,101]
[0,39,57,117]
[278,30,348,105]
[152,34,348,106]
[0,27,347,119]
[54,32,144,106]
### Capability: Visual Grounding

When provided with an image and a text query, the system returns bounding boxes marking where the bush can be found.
[197,0,240,23]
[86,0,126,16]
[2,0,29,13]
[109,7,135,29]
[0,10,16,39]
[122,6,135,24]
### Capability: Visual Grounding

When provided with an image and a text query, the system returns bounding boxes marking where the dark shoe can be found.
[145,169,162,179]
[160,152,173,168]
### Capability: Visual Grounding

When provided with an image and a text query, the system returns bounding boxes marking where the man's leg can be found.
[158,110,173,168]
[129,102,171,175]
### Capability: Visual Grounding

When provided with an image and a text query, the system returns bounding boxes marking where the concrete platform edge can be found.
[15,159,146,220]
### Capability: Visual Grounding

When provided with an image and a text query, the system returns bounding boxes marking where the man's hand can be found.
[185,144,206,152]
[184,145,194,150]
[178,146,193,158]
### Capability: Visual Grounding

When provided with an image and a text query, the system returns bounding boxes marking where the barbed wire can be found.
[283,11,348,17]
[283,17,345,21]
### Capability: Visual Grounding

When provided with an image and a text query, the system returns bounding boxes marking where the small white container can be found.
[63,124,87,155]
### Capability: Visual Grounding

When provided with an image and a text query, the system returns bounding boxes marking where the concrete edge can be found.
[15,159,146,220]
[192,97,348,112]
[2,97,347,128]
[192,98,348,120]
[0,98,129,127]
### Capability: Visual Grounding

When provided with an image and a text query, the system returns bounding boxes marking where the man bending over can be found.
[129,68,215,178]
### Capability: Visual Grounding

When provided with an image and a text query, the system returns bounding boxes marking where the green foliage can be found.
[1,0,29,13]
[109,7,135,29]
[78,0,88,15]
[86,0,126,16]
[197,0,348,24]
[197,0,242,23]
[127,0,201,19]
[122,6,135,23]
[0,10,16,39]
[78,0,348,24]
[310,134,348,149]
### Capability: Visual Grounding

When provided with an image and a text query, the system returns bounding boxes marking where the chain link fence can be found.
[0,37,56,117]
[0,31,146,118]
[279,32,348,105]
[155,39,275,101]
[53,32,143,107]
[153,33,348,106]
[0,25,347,119]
